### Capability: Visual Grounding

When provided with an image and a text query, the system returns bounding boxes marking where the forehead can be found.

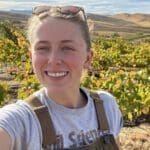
[31,17,86,48]
[33,17,82,39]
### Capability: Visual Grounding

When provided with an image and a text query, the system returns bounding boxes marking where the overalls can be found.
[26,92,119,150]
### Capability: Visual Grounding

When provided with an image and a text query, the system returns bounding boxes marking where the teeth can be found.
[46,72,67,77]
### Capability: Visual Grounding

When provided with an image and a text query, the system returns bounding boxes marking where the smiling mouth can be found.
[45,71,69,78]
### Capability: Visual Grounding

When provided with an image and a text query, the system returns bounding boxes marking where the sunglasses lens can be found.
[60,6,80,15]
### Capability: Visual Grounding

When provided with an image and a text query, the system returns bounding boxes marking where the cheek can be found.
[66,54,86,71]
[32,54,46,71]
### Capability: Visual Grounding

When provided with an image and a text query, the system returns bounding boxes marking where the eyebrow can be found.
[36,41,49,44]
[61,40,73,43]
[35,40,74,45]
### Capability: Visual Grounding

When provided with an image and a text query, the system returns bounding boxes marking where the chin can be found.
[45,84,69,93]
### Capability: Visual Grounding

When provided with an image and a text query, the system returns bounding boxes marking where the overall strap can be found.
[90,91,110,131]
[25,95,58,146]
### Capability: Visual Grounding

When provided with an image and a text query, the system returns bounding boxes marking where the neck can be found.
[46,87,87,108]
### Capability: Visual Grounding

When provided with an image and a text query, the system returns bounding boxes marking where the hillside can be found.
[87,13,150,39]
[0,10,28,27]
[112,13,150,27]
[0,10,150,39]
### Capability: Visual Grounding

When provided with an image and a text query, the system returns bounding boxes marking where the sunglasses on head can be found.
[32,5,87,21]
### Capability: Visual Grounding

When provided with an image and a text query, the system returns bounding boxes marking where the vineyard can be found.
[0,20,150,126]
[82,36,150,125]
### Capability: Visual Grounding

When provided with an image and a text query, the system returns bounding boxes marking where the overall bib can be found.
[26,92,119,150]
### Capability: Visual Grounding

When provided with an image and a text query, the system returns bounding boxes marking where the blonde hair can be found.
[27,9,91,50]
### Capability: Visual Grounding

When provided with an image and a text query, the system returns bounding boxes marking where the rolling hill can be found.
[0,10,150,40]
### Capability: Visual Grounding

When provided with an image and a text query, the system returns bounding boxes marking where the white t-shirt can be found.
[0,87,123,150]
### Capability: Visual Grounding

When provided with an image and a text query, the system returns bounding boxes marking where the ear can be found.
[84,50,93,69]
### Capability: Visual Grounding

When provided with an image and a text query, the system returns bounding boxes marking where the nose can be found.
[47,50,62,65]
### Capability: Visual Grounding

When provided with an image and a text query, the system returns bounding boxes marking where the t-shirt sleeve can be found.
[0,104,23,149]
[0,101,42,150]
[97,91,123,138]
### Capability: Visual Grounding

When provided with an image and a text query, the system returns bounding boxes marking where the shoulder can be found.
[0,100,31,119]
[96,90,119,111]
[97,90,123,137]
[0,100,38,131]
[83,88,123,137]
[83,88,117,107]
[0,87,46,126]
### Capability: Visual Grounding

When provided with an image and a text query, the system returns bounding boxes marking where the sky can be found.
[0,0,150,14]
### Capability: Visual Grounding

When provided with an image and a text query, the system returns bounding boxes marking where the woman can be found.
[0,6,123,150]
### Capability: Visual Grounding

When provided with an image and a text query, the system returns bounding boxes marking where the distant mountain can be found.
[0,10,29,26]
[10,9,31,15]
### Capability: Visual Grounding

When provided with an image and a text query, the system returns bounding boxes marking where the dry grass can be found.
[119,123,150,150]
[112,13,150,27]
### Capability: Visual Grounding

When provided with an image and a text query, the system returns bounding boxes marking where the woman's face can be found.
[30,17,91,93]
